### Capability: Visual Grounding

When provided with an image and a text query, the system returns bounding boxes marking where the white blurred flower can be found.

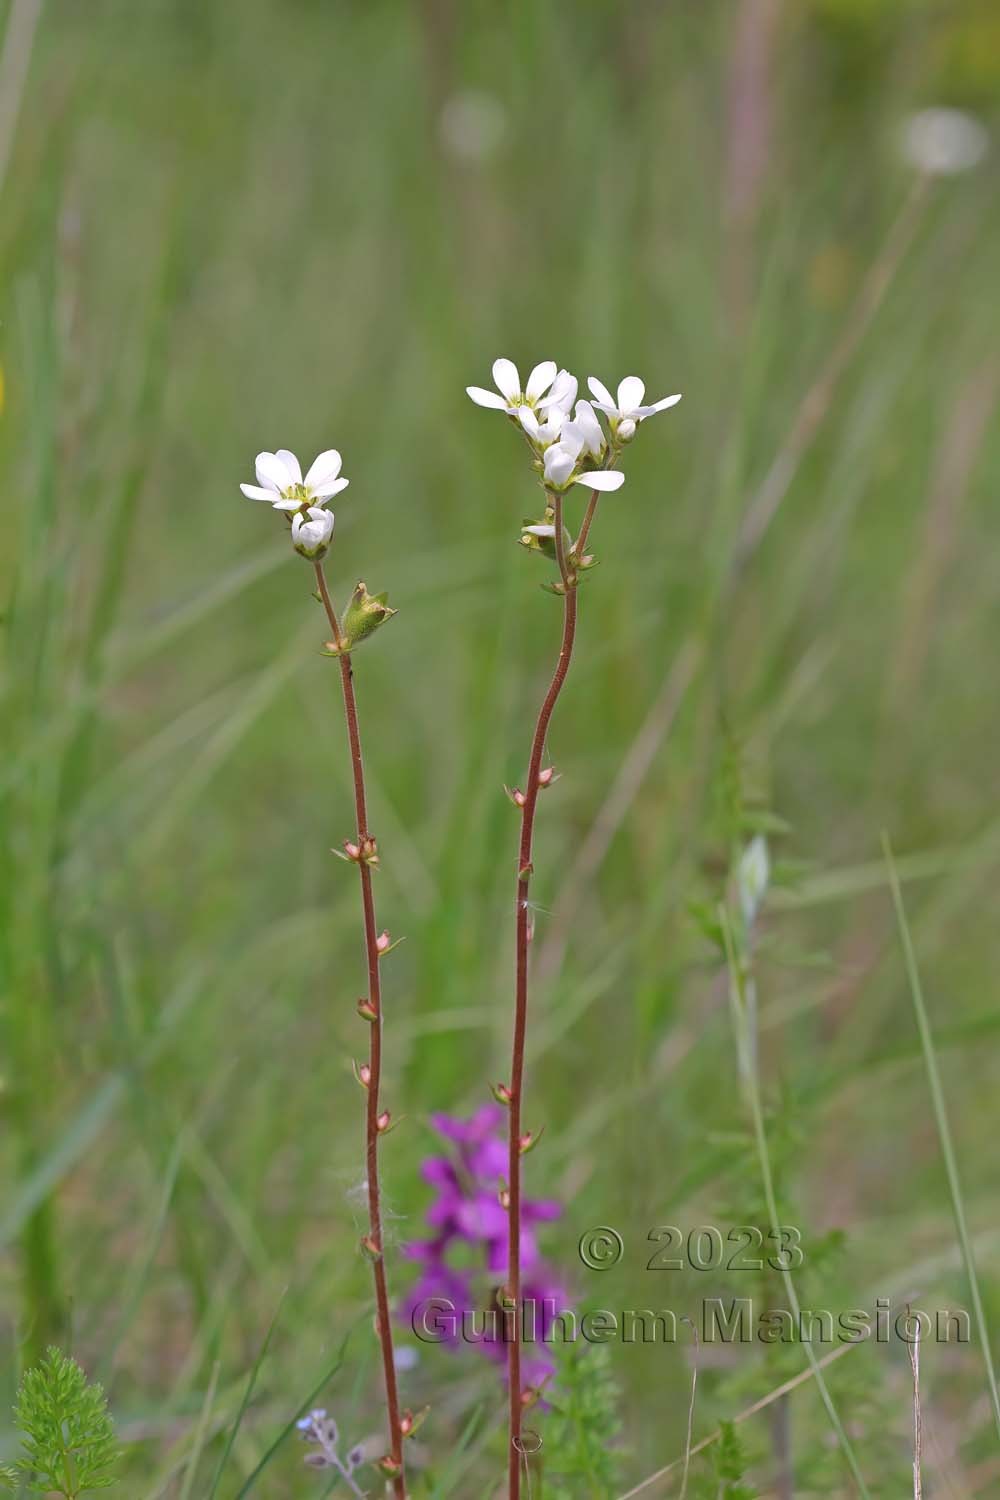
[587,375,682,431]
[240,449,348,511]
[291,506,335,559]
[900,108,988,176]
[738,836,770,929]
[467,357,557,415]
[439,90,507,163]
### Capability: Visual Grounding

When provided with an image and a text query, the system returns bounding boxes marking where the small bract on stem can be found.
[466,359,681,1499]
[238,448,405,1497]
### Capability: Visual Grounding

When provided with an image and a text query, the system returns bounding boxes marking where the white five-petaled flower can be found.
[240,448,349,511]
[466,358,558,414]
[291,506,335,559]
[542,427,624,492]
[561,399,604,459]
[586,376,681,437]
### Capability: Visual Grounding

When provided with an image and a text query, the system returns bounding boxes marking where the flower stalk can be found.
[463,360,681,1497]
[313,559,407,1499]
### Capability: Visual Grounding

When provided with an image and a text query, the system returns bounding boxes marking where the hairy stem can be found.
[506,491,593,1497]
[314,562,406,1498]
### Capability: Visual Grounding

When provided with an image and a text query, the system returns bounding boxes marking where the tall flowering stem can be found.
[507,487,605,1495]
[314,562,407,1498]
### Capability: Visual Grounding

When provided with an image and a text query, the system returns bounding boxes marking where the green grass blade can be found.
[720,905,873,1500]
[205,1292,286,1500]
[882,832,1000,1441]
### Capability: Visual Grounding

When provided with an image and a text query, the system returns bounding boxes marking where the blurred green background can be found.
[2,0,1000,1493]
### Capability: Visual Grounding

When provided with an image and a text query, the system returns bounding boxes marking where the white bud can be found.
[291,506,335,559]
[617,417,637,442]
[738,836,770,928]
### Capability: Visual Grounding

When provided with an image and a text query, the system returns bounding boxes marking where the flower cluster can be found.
[295,1409,365,1495]
[239,447,348,560]
[400,1107,568,1391]
[466,357,680,502]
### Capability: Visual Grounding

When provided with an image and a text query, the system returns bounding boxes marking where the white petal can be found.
[639,393,682,417]
[240,483,280,501]
[558,424,585,460]
[254,452,289,491]
[492,358,520,400]
[617,376,645,413]
[525,360,557,401]
[543,445,576,485]
[276,448,302,483]
[523,524,556,537]
[304,449,342,488]
[467,386,509,409]
[291,513,305,538]
[306,505,335,539]
[272,497,304,512]
[517,406,540,439]
[573,399,604,455]
[539,369,578,411]
[311,477,350,500]
[587,376,616,410]
[573,469,625,491]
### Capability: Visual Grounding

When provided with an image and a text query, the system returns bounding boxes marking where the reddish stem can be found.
[315,563,407,1499]
[506,491,590,1496]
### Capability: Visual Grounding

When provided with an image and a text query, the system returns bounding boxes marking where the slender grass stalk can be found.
[506,488,599,1498]
[719,904,873,1500]
[313,562,407,1498]
[882,833,1000,1442]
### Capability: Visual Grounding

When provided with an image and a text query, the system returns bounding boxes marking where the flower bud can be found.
[360,1233,382,1260]
[617,417,637,442]
[291,506,335,560]
[343,840,361,861]
[376,1456,403,1478]
[537,766,555,788]
[353,1061,371,1088]
[399,1405,429,1439]
[357,996,378,1022]
[498,1188,511,1210]
[341,581,397,650]
[505,785,527,808]
[376,931,391,954]
[376,1110,392,1132]
[491,1082,513,1105]
[518,1126,544,1155]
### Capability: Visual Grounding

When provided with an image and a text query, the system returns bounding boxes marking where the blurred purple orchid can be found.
[400,1106,569,1389]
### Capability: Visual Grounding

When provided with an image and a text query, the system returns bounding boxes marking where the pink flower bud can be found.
[357,997,378,1022]
[376,1110,391,1132]
[354,1062,371,1088]
[343,840,361,861]
[376,931,391,954]
[538,766,555,788]
[491,1082,513,1105]
[498,1188,511,1210]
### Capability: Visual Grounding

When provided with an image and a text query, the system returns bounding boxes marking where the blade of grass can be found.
[178,1360,221,1500]
[720,903,873,1500]
[882,832,1000,1442]
[205,1293,285,1500]
[231,1324,357,1499]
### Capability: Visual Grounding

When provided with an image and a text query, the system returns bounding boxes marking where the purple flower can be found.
[400,1107,570,1390]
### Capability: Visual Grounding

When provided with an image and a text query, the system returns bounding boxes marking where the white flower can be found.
[240,449,348,512]
[538,368,578,413]
[516,402,568,446]
[738,836,770,929]
[466,357,557,413]
[587,375,682,428]
[900,108,988,176]
[291,505,335,559]
[561,399,604,458]
[542,427,624,492]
